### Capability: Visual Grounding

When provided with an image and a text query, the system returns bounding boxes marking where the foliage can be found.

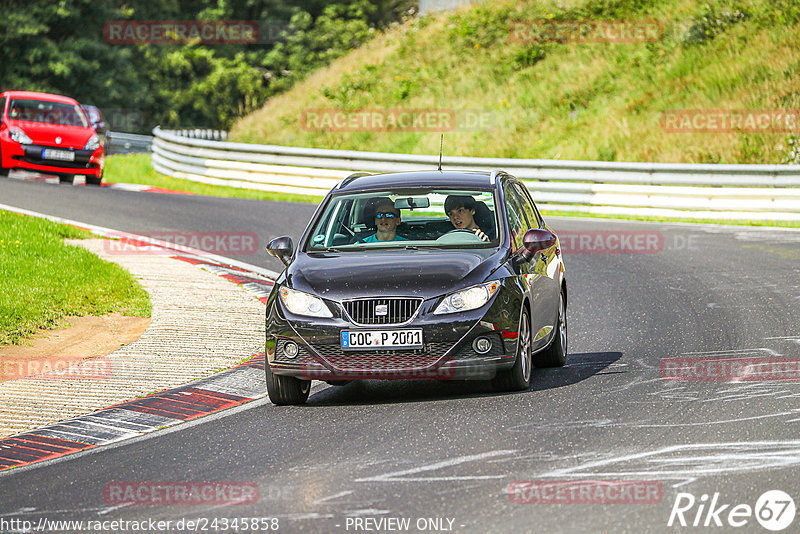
[0,0,414,132]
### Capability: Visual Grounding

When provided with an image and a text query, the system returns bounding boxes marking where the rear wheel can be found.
[492,308,532,392]
[0,168,8,177]
[265,364,310,405]
[532,290,567,368]
[58,173,74,184]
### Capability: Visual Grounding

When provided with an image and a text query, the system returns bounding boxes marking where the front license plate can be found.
[341,329,423,350]
[42,149,75,162]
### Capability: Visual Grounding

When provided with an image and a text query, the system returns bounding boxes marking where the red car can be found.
[0,91,104,185]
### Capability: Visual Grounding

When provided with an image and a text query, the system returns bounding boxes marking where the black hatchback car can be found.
[264,170,567,405]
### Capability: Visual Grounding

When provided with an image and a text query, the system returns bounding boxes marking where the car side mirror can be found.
[519,228,556,263]
[266,236,293,266]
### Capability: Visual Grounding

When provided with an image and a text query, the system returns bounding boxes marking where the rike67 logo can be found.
[668,490,796,531]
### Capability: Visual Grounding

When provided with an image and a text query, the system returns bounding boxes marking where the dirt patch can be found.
[0,313,151,382]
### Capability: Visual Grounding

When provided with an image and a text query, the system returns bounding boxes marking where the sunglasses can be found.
[375,212,398,219]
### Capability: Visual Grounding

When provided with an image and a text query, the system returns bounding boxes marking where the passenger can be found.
[444,195,489,242]
[360,199,408,243]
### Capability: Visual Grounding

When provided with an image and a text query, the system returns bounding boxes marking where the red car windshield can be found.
[7,99,88,127]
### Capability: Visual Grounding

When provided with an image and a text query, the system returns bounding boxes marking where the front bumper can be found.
[266,288,521,381]
[2,142,104,177]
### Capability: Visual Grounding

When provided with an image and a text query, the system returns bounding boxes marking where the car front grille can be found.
[342,298,422,326]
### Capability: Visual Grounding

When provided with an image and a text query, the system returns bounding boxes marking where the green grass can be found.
[104,154,323,204]
[0,211,152,345]
[230,0,800,165]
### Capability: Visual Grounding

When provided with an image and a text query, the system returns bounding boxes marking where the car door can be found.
[505,181,560,351]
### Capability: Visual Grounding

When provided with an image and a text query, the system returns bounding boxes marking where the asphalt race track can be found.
[2,178,800,533]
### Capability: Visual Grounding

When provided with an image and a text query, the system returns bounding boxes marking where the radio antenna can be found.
[438,134,443,171]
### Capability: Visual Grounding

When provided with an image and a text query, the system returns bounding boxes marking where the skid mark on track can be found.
[541,441,800,482]
[355,450,518,482]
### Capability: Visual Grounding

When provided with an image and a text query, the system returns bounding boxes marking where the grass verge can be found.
[104,154,323,204]
[0,211,152,345]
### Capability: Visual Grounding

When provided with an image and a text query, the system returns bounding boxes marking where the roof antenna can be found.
[438,134,443,171]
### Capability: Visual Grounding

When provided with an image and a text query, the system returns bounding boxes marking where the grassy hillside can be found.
[231,0,800,164]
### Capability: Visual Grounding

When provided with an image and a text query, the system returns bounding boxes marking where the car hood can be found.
[287,248,507,301]
[8,120,94,149]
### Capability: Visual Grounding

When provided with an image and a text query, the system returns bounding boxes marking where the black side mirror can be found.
[518,228,556,263]
[266,236,293,266]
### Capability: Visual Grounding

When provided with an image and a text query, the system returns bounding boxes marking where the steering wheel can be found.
[445,229,476,235]
[436,228,483,244]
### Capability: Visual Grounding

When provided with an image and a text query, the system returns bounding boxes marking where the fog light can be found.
[473,337,492,354]
[283,341,299,359]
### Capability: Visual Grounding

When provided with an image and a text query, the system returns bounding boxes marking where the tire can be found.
[532,289,567,368]
[265,363,310,405]
[85,172,103,186]
[492,307,532,392]
[0,168,8,177]
[58,173,74,184]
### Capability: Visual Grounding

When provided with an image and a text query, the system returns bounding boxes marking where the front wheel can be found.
[532,290,567,368]
[265,364,310,405]
[492,308,532,392]
[85,172,103,186]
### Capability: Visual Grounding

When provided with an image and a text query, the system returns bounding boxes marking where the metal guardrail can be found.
[107,132,153,155]
[151,127,800,221]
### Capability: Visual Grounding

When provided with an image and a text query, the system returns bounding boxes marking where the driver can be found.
[444,195,489,242]
[359,199,408,243]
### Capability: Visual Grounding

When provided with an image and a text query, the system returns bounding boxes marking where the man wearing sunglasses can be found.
[360,199,408,243]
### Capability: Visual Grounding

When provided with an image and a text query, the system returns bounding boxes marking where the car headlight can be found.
[279,287,332,318]
[84,134,100,151]
[9,127,32,145]
[433,280,501,315]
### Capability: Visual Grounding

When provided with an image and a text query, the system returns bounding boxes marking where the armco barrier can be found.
[151,127,800,221]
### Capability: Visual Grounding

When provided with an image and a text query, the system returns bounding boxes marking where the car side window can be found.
[504,184,527,251]
[513,182,542,228]
[0,97,5,122]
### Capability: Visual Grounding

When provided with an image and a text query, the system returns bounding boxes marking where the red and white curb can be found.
[0,205,280,472]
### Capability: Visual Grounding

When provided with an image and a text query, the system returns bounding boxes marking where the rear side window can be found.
[0,97,6,121]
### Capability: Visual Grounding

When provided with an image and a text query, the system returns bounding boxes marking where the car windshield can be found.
[305,188,499,251]
[7,99,88,127]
